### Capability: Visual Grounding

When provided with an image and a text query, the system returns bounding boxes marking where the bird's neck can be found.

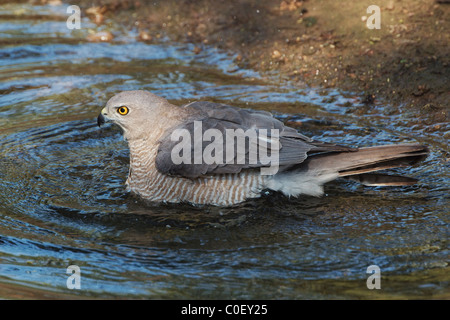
[125,137,158,193]
[127,127,165,173]
[125,119,177,194]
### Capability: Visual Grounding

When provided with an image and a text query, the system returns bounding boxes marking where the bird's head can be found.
[98,90,172,140]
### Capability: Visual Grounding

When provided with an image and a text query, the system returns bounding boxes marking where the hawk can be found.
[97,90,428,206]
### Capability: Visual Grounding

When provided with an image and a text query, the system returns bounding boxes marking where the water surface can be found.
[0,2,448,299]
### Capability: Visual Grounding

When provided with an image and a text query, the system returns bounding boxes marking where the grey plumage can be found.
[156,100,355,178]
[98,90,429,206]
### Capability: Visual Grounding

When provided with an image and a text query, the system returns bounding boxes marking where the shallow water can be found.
[0,2,448,299]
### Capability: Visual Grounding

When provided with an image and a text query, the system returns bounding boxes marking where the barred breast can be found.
[126,137,265,206]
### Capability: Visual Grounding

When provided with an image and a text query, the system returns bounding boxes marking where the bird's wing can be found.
[155,101,355,178]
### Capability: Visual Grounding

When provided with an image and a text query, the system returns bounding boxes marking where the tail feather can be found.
[266,143,428,197]
[305,143,428,186]
[345,173,418,186]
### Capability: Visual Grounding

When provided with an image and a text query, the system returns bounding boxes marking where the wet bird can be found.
[97,90,428,206]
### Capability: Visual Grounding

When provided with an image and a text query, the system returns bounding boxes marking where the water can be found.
[0,2,448,299]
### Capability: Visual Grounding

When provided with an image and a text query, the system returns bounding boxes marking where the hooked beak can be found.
[97,107,107,127]
[97,113,105,127]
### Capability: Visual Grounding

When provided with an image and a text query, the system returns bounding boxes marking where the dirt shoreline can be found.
[73,0,448,130]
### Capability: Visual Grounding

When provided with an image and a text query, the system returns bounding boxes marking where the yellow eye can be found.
[117,106,129,115]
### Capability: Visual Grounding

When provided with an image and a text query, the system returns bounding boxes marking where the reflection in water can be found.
[0,2,448,299]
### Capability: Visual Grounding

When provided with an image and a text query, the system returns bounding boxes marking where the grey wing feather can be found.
[155,101,354,178]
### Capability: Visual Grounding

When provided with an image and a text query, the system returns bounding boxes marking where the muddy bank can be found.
[70,0,448,130]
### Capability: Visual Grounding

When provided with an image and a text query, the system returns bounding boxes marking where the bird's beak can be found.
[97,113,105,127]
[97,108,107,127]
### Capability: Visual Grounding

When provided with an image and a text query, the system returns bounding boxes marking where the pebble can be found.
[193,46,202,54]
[86,31,113,42]
[86,6,107,25]
[272,50,281,59]
[386,1,395,10]
[138,31,152,42]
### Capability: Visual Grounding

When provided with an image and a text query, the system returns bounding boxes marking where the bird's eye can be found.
[117,106,129,115]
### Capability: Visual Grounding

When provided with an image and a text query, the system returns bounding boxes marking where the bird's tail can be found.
[266,144,428,197]
[306,143,428,185]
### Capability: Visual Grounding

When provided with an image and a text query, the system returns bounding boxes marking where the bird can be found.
[97,90,428,206]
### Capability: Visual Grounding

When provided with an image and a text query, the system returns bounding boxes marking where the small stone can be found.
[86,31,113,42]
[386,0,395,10]
[193,46,202,54]
[138,31,152,42]
[93,13,104,25]
[48,0,62,5]
[272,50,282,59]
[302,45,316,55]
